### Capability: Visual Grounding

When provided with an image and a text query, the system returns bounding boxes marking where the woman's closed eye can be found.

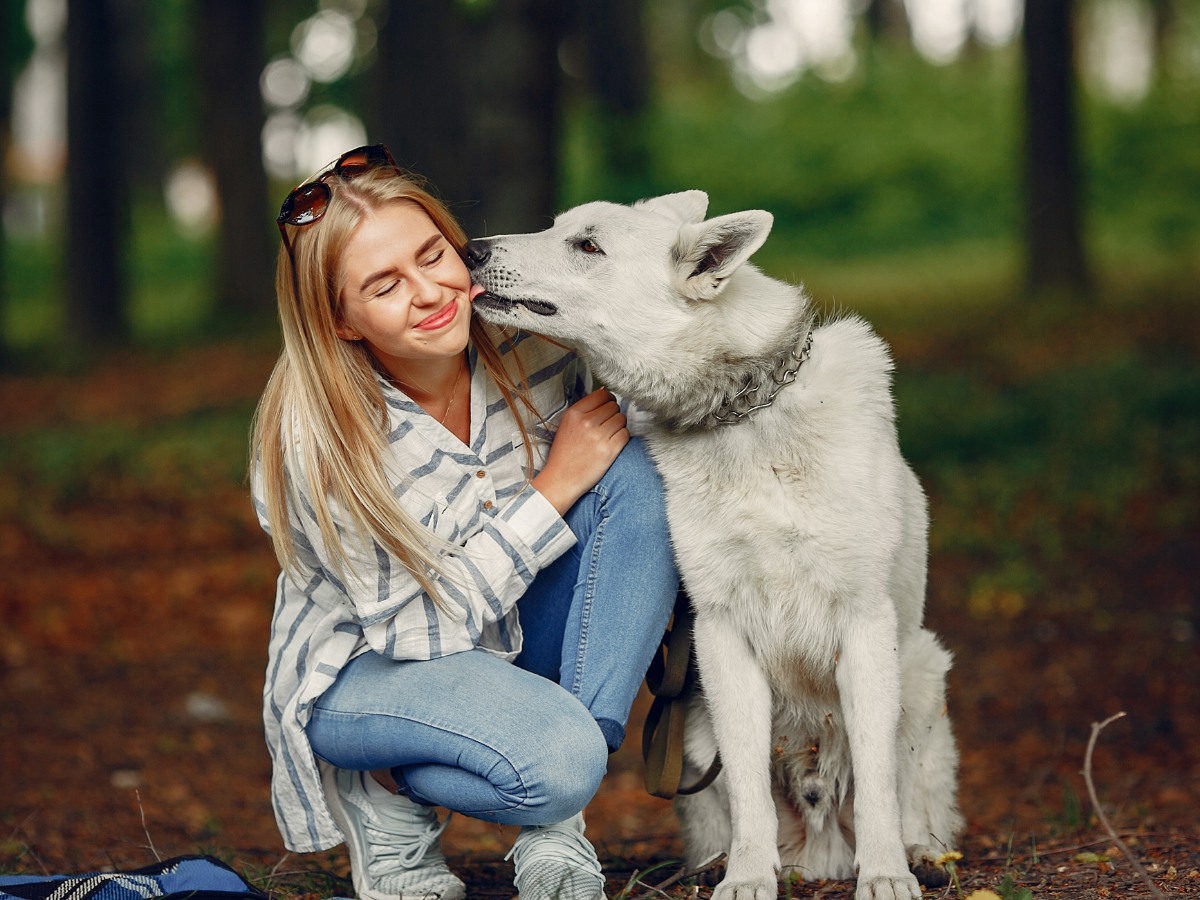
[371,279,400,298]
[422,248,446,268]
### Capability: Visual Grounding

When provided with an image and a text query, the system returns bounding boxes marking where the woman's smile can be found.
[415,298,459,331]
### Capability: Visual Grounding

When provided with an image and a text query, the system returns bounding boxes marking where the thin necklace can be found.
[437,356,466,426]
[385,354,466,425]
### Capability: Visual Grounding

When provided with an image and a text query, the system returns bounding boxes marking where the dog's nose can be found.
[463,240,491,270]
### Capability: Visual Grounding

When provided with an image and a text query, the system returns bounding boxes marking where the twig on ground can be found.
[629,874,676,900]
[624,854,727,900]
[970,833,1174,864]
[268,853,292,878]
[656,854,727,892]
[134,789,161,862]
[1081,711,1165,900]
[4,812,49,875]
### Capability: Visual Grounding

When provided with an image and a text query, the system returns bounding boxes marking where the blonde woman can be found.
[250,146,678,900]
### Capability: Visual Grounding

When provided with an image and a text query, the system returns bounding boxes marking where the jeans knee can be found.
[523,719,608,822]
[603,439,669,531]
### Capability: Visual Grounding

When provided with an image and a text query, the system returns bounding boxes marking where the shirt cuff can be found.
[499,482,576,568]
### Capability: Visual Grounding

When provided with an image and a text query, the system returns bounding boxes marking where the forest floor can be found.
[1,291,1197,899]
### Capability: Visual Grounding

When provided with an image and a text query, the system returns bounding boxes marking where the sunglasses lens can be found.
[277,145,394,234]
[284,182,330,225]
[336,144,393,178]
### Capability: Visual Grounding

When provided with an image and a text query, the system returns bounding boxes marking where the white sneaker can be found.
[505,813,606,900]
[323,766,466,900]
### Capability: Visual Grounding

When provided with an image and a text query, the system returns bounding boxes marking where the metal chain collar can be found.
[701,329,813,428]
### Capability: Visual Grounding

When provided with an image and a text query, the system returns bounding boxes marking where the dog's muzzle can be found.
[464,243,557,317]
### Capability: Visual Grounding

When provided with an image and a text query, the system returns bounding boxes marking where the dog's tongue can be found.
[468,284,486,303]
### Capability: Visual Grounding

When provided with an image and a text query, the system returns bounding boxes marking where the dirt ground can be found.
[1,320,1197,899]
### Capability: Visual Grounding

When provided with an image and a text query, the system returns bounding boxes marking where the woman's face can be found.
[336,201,473,378]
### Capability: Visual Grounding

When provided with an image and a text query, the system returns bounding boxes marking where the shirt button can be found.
[476,470,486,478]
[483,500,494,510]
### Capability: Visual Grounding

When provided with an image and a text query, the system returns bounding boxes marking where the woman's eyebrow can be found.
[415,234,442,257]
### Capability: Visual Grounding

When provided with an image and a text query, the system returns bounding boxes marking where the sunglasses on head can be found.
[276,143,400,270]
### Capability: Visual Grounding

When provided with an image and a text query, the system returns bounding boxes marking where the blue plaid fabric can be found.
[0,856,261,900]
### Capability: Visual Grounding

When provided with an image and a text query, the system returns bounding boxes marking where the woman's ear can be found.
[334,319,362,342]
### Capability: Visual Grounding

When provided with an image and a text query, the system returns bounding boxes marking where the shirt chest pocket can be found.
[422,485,487,543]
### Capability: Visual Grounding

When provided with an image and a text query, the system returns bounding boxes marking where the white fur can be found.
[470,192,963,900]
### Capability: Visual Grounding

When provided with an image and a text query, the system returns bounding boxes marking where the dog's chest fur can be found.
[655,434,843,699]
[642,318,909,704]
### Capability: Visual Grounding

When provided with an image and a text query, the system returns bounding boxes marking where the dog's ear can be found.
[635,190,709,224]
[673,210,773,301]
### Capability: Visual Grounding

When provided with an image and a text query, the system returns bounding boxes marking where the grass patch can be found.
[894,306,1199,617]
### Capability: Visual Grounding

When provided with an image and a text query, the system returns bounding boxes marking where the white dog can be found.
[467,192,963,900]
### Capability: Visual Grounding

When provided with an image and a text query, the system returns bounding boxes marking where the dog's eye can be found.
[576,238,603,254]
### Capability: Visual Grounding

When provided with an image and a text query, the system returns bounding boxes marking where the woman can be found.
[250,145,678,900]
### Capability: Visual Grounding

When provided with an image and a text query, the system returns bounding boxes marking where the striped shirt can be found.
[253,334,588,852]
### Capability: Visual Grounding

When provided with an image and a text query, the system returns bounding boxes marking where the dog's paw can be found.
[710,873,777,900]
[711,847,779,900]
[854,873,921,900]
[906,844,950,888]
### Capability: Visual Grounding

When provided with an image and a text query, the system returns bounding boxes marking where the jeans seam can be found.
[570,485,609,697]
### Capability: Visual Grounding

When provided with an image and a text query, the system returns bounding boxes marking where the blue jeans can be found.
[307,438,678,826]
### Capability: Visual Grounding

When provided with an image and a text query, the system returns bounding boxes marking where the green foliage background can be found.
[12,43,1198,345]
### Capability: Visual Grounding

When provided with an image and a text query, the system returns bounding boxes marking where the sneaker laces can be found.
[506,819,604,900]
[363,795,453,872]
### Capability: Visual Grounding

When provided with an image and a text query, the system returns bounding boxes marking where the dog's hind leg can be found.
[896,628,963,887]
[691,610,780,900]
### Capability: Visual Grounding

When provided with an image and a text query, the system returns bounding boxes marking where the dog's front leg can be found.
[693,610,779,900]
[836,607,920,900]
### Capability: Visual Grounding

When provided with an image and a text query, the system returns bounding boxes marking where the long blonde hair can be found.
[251,166,537,604]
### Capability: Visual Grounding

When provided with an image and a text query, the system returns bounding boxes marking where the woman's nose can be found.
[412,271,443,304]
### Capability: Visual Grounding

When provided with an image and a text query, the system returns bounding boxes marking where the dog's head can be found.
[465,192,776,390]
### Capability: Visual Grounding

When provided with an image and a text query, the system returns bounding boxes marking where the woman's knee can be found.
[607,437,658,485]
[600,438,669,528]
[514,714,608,823]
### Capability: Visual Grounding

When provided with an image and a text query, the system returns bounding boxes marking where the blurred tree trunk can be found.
[371,0,564,236]
[65,0,130,344]
[863,0,907,42]
[371,0,470,217]
[1021,0,1090,295]
[465,0,565,233]
[0,6,12,362]
[112,0,165,197]
[576,0,652,201]
[195,0,274,327]
[1149,0,1174,80]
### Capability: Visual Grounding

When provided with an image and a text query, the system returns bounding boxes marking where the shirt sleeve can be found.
[285,474,576,660]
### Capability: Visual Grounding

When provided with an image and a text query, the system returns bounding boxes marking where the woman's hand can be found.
[532,388,629,515]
